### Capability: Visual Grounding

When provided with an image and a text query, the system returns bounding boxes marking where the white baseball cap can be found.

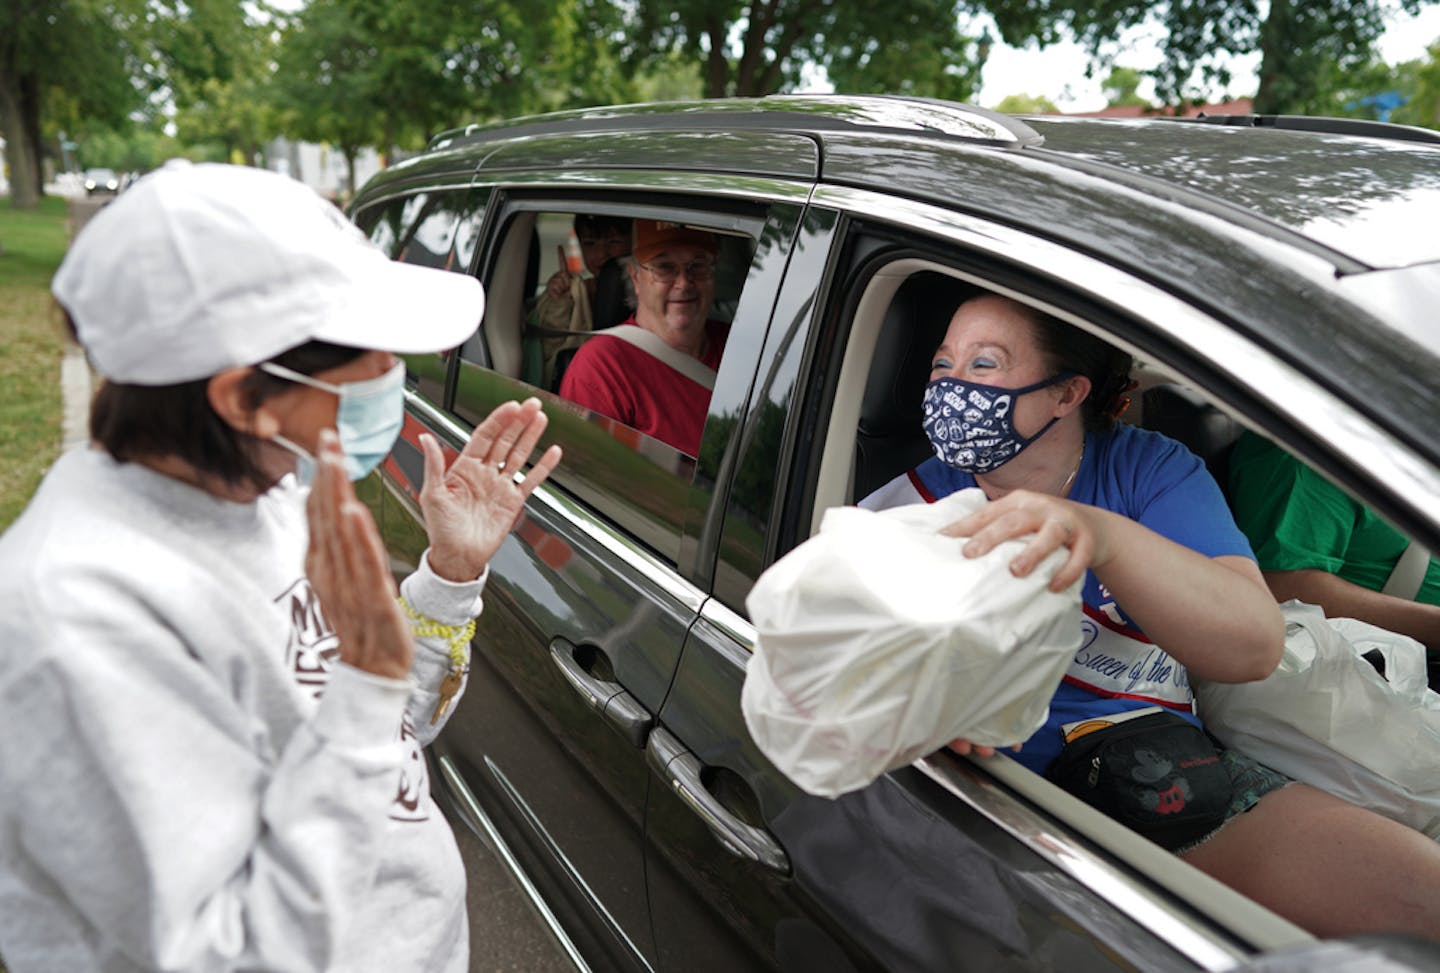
[52,160,485,385]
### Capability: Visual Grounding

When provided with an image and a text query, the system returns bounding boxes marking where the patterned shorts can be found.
[1175,747,1292,854]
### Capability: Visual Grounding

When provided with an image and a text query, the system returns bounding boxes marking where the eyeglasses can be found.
[638,259,716,283]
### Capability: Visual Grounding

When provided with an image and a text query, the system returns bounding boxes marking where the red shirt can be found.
[559,318,728,456]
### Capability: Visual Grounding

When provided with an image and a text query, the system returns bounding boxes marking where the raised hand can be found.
[419,397,562,582]
[545,244,572,300]
[306,428,413,680]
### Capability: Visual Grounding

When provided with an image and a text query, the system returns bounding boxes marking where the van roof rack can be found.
[1176,112,1440,146]
[427,95,1043,152]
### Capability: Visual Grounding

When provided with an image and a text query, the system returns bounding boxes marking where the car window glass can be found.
[396,195,467,270]
[454,206,761,568]
[354,195,416,257]
[452,201,486,275]
[360,189,488,403]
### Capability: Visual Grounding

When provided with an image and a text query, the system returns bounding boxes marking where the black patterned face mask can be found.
[921,373,1072,474]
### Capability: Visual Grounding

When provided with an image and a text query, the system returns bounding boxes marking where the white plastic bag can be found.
[741,489,1083,799]
[1196,600,1440,838]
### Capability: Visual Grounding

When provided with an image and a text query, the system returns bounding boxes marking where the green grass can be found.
[0,196,70,531]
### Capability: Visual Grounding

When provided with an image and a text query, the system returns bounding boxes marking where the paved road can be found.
[452,810,575,972]
[69,193,111,236]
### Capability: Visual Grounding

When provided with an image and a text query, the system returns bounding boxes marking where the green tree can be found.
[159,2,282,167]
[626,1,991,100]
[1,0,145,209]
[1250,0,1425,113]
[990,0,1425,114]
[2,0,266,209]
[1332,40,1440,128]
[1103,65,1151,108]
[993,92,1059,113]
[1391,41,1440,128]
[271,0,624,192]
[71,123,187,172]
[271,0,384,197]
[141,0,257,107]
[630,51,706,102]
[172,73,277,168]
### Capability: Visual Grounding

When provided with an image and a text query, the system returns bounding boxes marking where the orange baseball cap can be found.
[632,219,718,264]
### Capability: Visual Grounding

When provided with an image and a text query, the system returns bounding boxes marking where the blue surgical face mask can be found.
[259,360,406,483]
[922,372,1073,474]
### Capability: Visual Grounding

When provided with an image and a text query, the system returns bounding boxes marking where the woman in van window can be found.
[0,162,560,973]
[861,292,1440,941]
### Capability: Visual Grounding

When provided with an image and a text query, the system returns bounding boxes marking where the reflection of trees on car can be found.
[699,398,788,583]
[1043,122,1440,236]
[700,400,788,531]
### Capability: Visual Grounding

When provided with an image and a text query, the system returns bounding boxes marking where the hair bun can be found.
[1107,379,1139,419]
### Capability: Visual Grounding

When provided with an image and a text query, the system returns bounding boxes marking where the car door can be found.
[640,202,1340,972]
[389,179,810,971]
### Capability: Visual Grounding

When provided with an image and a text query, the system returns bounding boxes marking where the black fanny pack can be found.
[1044,708,1233,851]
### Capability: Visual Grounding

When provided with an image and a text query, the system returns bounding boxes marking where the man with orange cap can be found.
[559,219,727,455]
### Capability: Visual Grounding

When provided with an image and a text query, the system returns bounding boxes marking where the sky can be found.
[973,4,1440,110]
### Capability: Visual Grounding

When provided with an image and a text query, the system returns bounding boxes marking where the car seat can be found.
[591,256,631,330]
[853,273,976,502]
[1140,384,1243,497]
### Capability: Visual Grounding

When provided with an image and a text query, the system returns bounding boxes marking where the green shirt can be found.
[1227,431,1440,605]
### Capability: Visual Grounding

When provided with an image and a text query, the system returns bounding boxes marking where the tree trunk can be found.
[735,0,777,97]
[342,145,358,198]
[21,70,43,199]
[703,17,730,98]
[0,65,39,209]
[756,3,815,97]
[1252,0,1290,114]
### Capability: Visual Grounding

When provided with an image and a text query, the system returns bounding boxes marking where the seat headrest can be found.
[592,256,631,330]
[1141,384,1243,480]
[859,273,974,437]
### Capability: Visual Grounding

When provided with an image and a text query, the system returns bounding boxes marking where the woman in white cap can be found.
[0,161,560,972]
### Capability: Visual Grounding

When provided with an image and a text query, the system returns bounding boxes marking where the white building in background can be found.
[264,136,383,198]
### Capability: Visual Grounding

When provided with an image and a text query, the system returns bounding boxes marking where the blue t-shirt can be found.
[903,424,1255,773]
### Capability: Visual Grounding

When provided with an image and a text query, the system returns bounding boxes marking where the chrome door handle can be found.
[646,726,790,874]
[549,639,653,748]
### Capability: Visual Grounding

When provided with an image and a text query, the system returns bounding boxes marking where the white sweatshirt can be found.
[0,447,483,972]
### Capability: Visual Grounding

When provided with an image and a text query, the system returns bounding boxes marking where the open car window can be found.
[451,201,762,569]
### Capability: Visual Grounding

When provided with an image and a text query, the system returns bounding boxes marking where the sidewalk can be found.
[60,345,90,452]
[60,194,104,452]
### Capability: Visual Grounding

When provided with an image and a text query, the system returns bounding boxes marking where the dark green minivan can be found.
[350,96,1440,973]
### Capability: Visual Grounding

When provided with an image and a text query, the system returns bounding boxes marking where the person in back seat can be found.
[559,219,728,456]
[529,214,633,387]
[1228,430,1440,682]
[861,293,1440,942]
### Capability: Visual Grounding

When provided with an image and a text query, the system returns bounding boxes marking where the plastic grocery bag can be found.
[741,489,1083,799]
[1196,600,1440,838]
